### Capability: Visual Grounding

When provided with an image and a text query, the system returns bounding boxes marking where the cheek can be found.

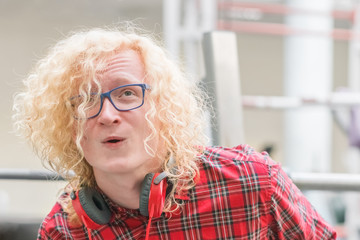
[77,123,95,154]
[71,122,86,153]
[71,117,94,140]
[79,137,88,153]
[80,137,96,163]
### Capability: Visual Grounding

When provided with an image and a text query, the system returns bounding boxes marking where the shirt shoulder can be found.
[199,144,279,177]
[37,201,66,239]
[37,193,86,240]
[196,144,277,197]
[202,144,277,164]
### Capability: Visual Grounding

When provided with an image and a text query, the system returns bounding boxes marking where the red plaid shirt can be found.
[38,145,336,239]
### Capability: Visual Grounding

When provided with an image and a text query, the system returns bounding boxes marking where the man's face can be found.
[79,50,159,178]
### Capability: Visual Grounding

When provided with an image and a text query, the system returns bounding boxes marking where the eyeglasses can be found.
[70,83,151,119]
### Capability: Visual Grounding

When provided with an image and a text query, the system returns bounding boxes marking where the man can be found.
[13,27,336,239]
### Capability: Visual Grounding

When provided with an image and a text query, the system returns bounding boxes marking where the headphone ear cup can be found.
[139,172,168,218]
[139,173,154,216]
[77,187,111,225]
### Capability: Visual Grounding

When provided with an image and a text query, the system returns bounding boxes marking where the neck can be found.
[93,148,167,209]
[93,154,164,210]
[95,171,144,209]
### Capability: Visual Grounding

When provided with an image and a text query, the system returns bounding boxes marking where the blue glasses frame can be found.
[73,83,151,119]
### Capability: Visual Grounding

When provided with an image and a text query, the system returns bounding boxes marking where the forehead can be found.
[98,50,145,83]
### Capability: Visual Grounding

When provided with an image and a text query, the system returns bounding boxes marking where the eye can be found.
[123,90,135,97]
[115,87,138,99]
[111,85,143,103]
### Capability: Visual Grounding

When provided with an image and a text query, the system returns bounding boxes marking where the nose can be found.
[96,98,121,125]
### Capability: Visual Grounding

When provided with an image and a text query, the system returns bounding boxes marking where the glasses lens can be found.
[69,85,146,119]
[70,94,101,119]
[110,85,144,110]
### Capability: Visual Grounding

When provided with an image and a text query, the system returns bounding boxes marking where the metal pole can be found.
[241,93,360,109]
[0,169,66,181]
[202,31,244,146]
[284,0,333,173]
[289,172,360,192]
[1,169,360,192]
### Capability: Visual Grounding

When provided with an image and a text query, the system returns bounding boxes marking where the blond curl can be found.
[13,26,209,215]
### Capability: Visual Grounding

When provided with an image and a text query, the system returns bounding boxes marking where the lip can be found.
[102,136,126,146]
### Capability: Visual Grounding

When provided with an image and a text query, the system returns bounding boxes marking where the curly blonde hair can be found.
[13,26,209,214]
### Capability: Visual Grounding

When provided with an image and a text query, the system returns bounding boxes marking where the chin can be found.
[103,159,140,173]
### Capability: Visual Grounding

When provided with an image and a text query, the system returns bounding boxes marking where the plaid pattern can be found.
[38,145,336,239]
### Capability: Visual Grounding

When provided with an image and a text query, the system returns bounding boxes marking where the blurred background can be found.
[1,0,360,239]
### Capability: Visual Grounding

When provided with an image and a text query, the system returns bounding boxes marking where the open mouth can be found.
[103,137,124,144]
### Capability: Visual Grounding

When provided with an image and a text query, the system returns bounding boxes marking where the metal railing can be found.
[242,93,360,109]
[0,169,66,181]
[1,168,360,191]
[288,172,360,191]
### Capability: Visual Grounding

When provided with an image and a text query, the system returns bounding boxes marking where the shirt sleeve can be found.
[269,165,337,239]
[35,201,75,240]
[37,225,53,240]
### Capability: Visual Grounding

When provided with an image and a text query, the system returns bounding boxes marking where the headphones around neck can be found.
[70,172,168,230]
